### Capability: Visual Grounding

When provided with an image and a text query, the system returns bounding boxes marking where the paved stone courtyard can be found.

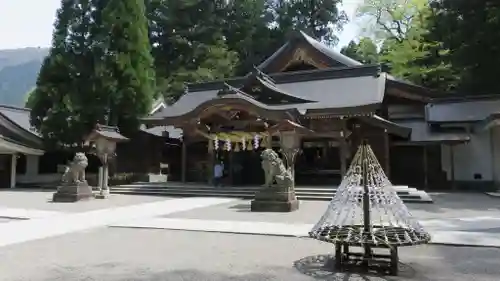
[0,191,499,280]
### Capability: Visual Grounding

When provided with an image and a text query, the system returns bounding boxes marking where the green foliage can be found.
[357,0,458,91]
[273,0,348,44]
[30,0,156,147]
[96,0,157,133]
[148,0,239,102]
[428,0,500,94]
[340,38,380,64]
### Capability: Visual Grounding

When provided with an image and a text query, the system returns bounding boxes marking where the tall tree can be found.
[270,0,347,45]
[340,38,380,64]
[31,0,157,147]
[94,0,157,133]
[148,0,238,102]
[30,0,89,147]
[428,0,500,94]
[357,0,457,90]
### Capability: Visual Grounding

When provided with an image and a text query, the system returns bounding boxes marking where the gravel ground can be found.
[0,190,172,213]
[164,193,500,224]
[0,228,498,281]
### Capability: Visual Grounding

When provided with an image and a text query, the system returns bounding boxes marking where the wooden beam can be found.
[423,145,428,190]
[383,129,391,178]
[340,118,348,177]
[181,138,187,183]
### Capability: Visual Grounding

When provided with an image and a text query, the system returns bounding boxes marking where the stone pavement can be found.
[0,192,499,248]
[1,228,500,281]
[0,192,499,280]
[110,216,500,247]
[0,197,234,247]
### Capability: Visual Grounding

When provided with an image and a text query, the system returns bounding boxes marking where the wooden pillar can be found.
[423,145,428,190]
[10,154,16,188]
[181,138,187,183]
[340,118,348,177]
[229,151,234,186]
[450,144,456,190]
[383,129,390,178]
[207,144,214,185]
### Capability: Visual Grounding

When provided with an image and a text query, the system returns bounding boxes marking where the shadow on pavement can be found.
[293,254,418,281]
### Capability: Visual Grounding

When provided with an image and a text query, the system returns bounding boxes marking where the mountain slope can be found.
[0,48,48,107]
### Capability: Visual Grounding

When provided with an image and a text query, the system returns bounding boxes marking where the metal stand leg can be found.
[335,243,342,270]
[343,244,349,261]
[390,247,399,275]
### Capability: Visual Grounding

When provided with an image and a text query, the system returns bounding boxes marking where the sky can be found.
[0,0,362,50]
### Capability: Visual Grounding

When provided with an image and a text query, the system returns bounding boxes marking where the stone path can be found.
[111,216,500,247]
[0,207,65,219]
[0,197,234,248]
[0,193,499,249]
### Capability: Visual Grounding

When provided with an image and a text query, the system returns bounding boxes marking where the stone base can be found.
[251,188,299,212]
[52,182,94,203]
[95,189,110,199]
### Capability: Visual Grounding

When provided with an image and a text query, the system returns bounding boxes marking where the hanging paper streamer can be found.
[253,135,260,149]
[234,142,240,152]
[213,136,219,150]
[225,138,232,151]
[241,137,246,150]
[246,140,253,151]
[261,136,268,148]
[208,139,214,151]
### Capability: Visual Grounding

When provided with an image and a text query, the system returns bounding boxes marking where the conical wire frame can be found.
[309,142,431,247]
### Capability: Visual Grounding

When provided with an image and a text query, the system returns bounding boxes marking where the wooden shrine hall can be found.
[144,31,465,188]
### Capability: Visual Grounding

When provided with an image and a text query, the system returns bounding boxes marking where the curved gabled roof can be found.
[257,30,362,72]
[0,105,43,149]
[241,68,317,105]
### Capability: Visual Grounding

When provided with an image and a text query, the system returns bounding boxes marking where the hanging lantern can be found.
[234,142,240,152]
[214,136,219,150]
[225,138,232,151]
[253,134,260,149]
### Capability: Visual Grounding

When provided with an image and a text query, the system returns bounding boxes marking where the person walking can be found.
[213,161,224,187]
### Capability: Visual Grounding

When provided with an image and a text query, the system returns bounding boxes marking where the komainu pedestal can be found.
[52,182,93,202]
[251,149,299,212]
[52,152,94,203]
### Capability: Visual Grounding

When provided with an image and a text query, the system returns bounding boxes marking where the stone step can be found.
[110,185,433,203]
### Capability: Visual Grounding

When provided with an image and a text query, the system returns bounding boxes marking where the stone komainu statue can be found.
[260,148,294,188]
[61,152,88,184]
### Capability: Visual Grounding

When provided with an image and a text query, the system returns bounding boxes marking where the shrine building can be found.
[2,31,500,192]
[144,31,477,190]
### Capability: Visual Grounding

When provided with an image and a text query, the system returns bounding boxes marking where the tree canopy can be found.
[28,0,500,147]
[30,0,156,148]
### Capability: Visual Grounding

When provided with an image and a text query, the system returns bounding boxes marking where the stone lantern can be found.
[270,119,312,187]
[250,120,313,212]
[85,124,128,199]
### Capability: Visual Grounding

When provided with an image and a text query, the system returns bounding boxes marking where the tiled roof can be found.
[0,105,40,137]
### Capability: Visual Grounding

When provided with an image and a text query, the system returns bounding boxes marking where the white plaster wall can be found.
[441,131,493,181]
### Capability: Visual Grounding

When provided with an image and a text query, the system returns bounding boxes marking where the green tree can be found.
[357,0,457,90]
[428,0,500,94]
[148,0,238,102]
[93,0,157,133]
[24,87,36,108]
[30,0,87,147]
[340,38,380,64]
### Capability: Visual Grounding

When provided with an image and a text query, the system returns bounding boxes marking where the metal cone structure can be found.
[309,140,430,274]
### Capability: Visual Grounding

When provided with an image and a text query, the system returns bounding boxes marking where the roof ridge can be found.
[0,104,31,112]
